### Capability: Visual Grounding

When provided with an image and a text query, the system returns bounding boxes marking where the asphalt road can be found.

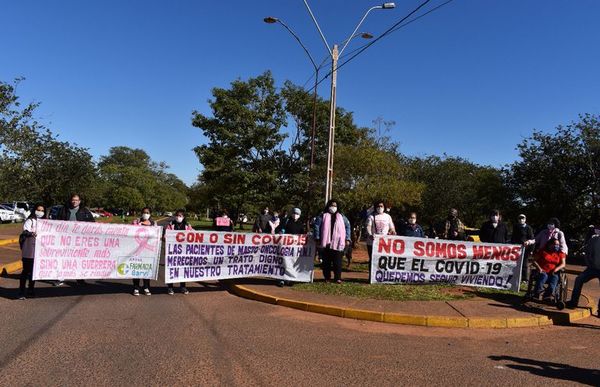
[0,272,599,386]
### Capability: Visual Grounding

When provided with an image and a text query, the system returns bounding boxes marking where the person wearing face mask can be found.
[268,211,280,235]
[441,208,466,241]
[479,209,509,244]
[567,223,600,312]
[166,210,193,295]
[366,200,397,262]
[214,209,234,232]
[131,207,156,296]
[525,217,568,254]
[56,193,95,286]
[401,212,425,238]
[532,238,566,301]
[511,214,535,282]
[313,199,351,284]
[253,206,272,233]
[17,204,46,299]
[279,207,305,235]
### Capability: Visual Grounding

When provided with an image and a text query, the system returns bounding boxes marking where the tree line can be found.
[3,74,599,241]
[0,79,188,212]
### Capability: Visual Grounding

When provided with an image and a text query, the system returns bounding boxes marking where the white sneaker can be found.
[168,288,174,295]
[133,289,140,296]
[181,287,189,295]
[143,288,151,296]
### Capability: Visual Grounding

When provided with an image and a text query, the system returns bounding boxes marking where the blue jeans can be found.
[535,271,559,297]
[569,267,600,306]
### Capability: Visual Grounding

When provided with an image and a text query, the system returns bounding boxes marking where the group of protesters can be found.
[16,194,600,314]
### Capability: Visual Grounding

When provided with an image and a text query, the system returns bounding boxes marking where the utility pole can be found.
[325,45,338,203]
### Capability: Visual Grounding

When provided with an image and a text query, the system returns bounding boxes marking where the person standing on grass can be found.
[401,212,425,238]
[479,209,509,244]
[366,200,397,261]
[511,214,535,282]
[166,209,193,295]
[17,204,46,300]
[276,207,305,287]
[131,207,156,296]
[253,206,271,233]
[55,193,95,286]
[313,199,351,284]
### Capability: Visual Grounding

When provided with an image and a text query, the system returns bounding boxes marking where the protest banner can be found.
[370,236,523,291]
[33,219,162,281]
[164,230,315,283]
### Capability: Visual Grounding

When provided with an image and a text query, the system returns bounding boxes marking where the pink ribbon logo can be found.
[133,227,156,256]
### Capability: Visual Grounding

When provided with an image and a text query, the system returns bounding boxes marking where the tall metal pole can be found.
[309,67,318,173]
[325,44,338,203]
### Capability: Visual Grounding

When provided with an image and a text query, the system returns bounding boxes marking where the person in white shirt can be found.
[366,200,396,261]
[18,204,46,300]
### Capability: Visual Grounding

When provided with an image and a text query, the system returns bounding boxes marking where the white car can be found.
[0,205,20,223]
[90,211,101,219]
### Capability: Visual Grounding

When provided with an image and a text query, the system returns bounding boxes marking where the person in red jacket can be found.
[533,238,566,300]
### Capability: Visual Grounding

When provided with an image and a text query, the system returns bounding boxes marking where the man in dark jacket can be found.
[55,193,95,286]
[279,207,305,235]
[479,209,509,243]
[567,225,600,314]
[56,194,96,222]
[511,214,535,281]
[252,206,272,233]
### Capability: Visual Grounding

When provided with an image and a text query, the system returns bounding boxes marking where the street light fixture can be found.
[302,0,395,203]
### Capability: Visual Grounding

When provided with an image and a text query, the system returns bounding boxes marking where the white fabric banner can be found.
[164,230,315,283]
[32,219,162,280]
[370,236,523,291]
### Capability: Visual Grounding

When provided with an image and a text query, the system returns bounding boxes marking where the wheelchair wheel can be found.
[557,301,565,310]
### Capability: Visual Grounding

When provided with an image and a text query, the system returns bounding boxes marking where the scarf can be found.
[320,212,346,251]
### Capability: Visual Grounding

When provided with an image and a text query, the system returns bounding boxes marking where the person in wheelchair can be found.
[532,238,566,301]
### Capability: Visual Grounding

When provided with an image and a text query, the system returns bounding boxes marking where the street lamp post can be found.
[303,1,395,203]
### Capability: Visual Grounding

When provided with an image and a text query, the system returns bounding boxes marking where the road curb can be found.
[0,238,19,247]
[224,282,594,329]
[0,259,22,276]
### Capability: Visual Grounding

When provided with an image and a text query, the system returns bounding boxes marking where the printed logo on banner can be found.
[116,256,154,278]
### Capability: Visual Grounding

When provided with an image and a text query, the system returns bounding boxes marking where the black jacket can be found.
[281,218,305,235]
[479,221,509,243]
[511,224,534,244]
[56,205,95,222]
[585,235,600,270]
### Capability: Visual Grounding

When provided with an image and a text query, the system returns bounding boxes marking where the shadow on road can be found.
[489,355,600,385]
[0,273,225,300]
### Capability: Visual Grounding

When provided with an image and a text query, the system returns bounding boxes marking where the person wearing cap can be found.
[441,208,466,241]
[567,223,600,313]
[279,208,305,235]
[479,209,509,244]
[511,214,535,282]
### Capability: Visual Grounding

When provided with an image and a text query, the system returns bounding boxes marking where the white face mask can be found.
[408,218,416,225]
[35,211,45,218]
[376,207,384,214]
[328,206,337,214]
[491,215,499,223]
[142,213,150,220]
[547,224,555,230]
[518,219,526,225]
[292,214,300,220]
[176,216,184,223]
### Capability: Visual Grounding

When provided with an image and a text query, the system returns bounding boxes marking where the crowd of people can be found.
[15,194,600,314]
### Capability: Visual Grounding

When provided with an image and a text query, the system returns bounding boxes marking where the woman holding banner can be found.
[17,204,46,300]
[213,209,234,232]
[166,209,193,295]
[131,207,156,296]
[313,199,351,284]
[366,200,397,261]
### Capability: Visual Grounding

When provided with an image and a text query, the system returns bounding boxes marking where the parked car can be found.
[97,209,113,217]
[0,204,22,223]
[1,201,32,219]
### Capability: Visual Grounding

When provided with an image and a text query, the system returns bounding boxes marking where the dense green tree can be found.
[98,146,188,212]
[0,78,97,206]
[506,114,600,235]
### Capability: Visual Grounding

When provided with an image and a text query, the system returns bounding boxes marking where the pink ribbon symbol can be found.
[133,227,156,256]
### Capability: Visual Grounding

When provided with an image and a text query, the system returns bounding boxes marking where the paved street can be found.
[1,270,599,386]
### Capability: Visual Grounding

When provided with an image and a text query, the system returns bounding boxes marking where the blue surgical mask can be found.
[553,245,560,252]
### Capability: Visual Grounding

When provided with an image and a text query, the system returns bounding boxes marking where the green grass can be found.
[292,281,474,301]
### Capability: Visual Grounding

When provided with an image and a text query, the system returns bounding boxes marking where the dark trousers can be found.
[132,278,150,289]
[19,258,35,292]
[167,282,186,289]
[569,267,600,306]
[322,248,343,281]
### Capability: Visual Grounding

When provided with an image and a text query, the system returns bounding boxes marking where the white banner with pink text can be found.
[370,236,524,291]
[164,230,315,283]
[32,219,162,280]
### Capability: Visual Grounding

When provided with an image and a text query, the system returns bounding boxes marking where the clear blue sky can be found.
[3,0,600,185]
